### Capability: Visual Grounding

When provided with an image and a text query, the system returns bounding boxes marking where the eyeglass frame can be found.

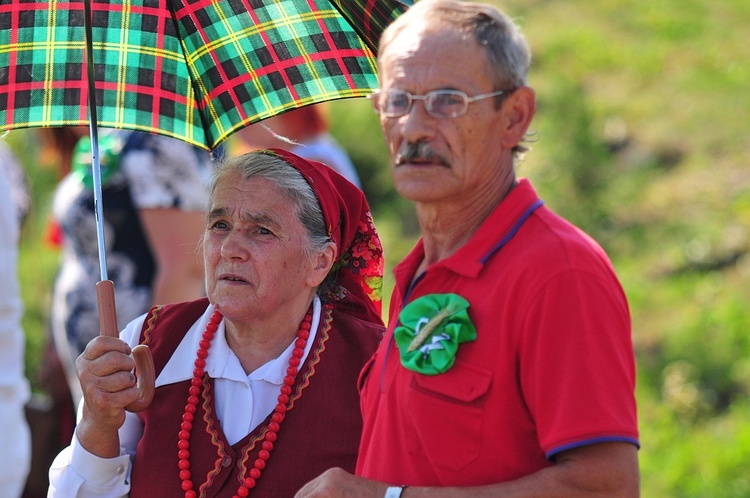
[368,88,508,119]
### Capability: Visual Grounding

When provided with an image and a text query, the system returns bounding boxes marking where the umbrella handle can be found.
[96,280,155,412]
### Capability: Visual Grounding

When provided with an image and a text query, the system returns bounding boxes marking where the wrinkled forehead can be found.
[378,24,491,91]
[381,20,473,61]
[209,174,294,213]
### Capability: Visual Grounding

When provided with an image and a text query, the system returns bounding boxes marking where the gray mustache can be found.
[396,142,449,167]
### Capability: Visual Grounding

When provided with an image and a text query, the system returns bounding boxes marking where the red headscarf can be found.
[265,148,384,325]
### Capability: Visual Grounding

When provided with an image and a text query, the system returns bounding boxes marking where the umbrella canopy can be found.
[1,0,410,411]
[0,0,409,150]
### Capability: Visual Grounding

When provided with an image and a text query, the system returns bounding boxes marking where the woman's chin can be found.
[210,293,253,318]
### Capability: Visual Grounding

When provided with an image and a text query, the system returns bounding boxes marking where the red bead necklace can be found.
[178,307,313,498]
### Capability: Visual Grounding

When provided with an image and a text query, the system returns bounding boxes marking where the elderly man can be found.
[297,0,639,497]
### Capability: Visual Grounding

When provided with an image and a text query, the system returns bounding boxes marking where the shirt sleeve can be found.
[47,431,132,498]
[119,133,214,211]
[47,315,147,497]
[519,268,639,458]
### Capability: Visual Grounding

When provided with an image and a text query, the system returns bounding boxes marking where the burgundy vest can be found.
[129,298,382,497]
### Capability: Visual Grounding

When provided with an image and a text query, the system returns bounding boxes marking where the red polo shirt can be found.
[356,179,639,486]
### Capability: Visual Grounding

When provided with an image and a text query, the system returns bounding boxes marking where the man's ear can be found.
[306,242,337,288]
[499,86,536,149]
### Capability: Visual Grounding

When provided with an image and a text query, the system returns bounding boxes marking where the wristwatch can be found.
[384,485,408,498]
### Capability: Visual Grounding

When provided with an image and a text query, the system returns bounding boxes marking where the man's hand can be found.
[295,468,388,498]
[295,442,639,498]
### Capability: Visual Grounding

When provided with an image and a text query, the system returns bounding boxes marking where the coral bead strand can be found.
[178,308,312,498]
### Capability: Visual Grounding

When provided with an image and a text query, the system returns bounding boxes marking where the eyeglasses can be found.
[369,89,506,119]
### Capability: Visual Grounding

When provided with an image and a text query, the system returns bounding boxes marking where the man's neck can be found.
[417,177,517,267]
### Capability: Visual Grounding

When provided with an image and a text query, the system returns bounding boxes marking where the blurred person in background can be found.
[0,140,32,497]
[0,140,32,229]
[235,104,362,188]
[41,128,219,407]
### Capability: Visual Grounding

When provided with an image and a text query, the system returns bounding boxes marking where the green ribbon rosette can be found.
[394,293,477,375]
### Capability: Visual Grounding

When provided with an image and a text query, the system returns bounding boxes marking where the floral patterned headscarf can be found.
[266,148,384,325]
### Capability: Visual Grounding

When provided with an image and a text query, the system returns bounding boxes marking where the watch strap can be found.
[384,485,407,498]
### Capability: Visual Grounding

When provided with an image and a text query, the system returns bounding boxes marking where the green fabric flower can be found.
[394,293,477,375]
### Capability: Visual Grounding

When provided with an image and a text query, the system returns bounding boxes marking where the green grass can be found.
[498,3,750,493]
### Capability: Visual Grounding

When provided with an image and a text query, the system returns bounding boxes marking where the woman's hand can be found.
[74,336,141,457]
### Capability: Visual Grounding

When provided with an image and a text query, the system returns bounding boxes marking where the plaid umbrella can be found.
[0,0,409,410]
[0,0,409,150]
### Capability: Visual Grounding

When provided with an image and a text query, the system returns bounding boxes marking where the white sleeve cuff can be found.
[70,429,132,487]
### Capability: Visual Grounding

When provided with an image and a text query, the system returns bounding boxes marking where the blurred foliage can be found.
[3,0,749,495]
[3,129,60,385]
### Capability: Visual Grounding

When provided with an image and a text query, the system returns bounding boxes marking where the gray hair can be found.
[208,151,334,292]
[379,0,533,156]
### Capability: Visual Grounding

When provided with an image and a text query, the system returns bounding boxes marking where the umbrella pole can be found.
[83,0,154,411]
[81,0,115,333]
[82,0,118,337]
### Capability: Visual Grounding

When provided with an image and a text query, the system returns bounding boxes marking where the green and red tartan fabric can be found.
[0,0,409,150]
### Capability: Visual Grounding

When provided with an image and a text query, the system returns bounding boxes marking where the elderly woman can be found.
[49,149,385,497]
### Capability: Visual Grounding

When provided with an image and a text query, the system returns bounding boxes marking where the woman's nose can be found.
[220,230,248,260]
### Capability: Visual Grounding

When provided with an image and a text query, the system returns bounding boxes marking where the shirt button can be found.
[221,455,233,468]
[115,466,125,475]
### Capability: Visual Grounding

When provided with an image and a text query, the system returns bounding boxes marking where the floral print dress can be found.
[49,131,218,401]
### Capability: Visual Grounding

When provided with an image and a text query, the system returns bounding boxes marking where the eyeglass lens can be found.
[378,90,468,118]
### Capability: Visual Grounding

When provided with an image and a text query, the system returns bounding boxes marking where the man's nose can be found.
[398,100,436,143]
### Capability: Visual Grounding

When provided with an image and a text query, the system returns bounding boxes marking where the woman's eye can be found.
[210,220,229,230]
